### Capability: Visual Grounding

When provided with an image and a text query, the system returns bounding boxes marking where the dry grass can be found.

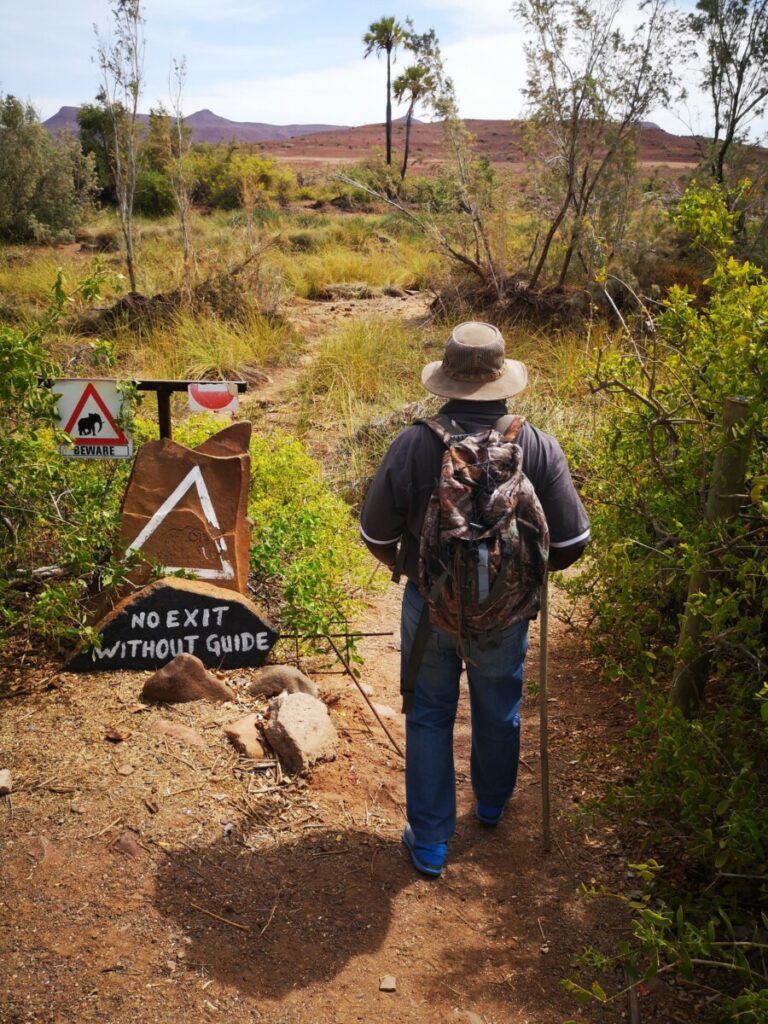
[116,311,304,381]
[273,240,440,299]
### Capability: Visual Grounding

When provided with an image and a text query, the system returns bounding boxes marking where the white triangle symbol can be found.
[124,465,235,580]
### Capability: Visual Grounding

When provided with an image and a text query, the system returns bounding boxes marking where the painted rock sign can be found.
[117,422,252,595]
[66,578,278,672]
[53,379,133,459]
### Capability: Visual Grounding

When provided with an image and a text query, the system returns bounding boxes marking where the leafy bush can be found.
[0,271,132,648]
[134,169,176,217]
[166,417,371,648]
[567,182,768,1014]
[186,145,296,210]
[0,95,98,243]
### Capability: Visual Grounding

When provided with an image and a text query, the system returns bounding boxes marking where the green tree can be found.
[95,0,145,291]
[689,0,768,184]
[516,0,680,288]
[393,64,434,181]
[363,16,407,166]
[77,102,117,201]
[0,95,97,243]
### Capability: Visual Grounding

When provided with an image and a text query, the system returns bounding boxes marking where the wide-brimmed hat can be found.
[421,321,527,400]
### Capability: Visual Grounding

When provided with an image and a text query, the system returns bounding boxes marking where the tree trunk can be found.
[400,104,414,181]
[386,52,392,166]
[670,397,753,717]
[528,191,572,290]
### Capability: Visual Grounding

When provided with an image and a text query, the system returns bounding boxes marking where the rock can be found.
[379,975,396,992]
[151,718,206,748]
[321,282,380,301]
[248,665,319,700]
[351,681,374,697]
[111,831,144,858]
[116,764,135,776]
[456,1012,484,1024]
[0,769,12,795]
[104,727,130,743]
[371,702,399,720]
[142,653,235,703]
[224,713,266,759]
[263,692,338,773]
[66,577,278,672]
[117,423,253,595]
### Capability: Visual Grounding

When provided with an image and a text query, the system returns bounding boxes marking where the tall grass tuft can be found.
[120,311,304,380]
[301,315,428,421]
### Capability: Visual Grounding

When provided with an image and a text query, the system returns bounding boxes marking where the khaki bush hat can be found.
[421,321,528,400]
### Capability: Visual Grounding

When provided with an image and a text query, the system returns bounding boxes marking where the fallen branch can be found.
[190,901,250,932]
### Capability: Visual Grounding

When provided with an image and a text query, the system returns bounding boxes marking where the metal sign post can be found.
[135,379,248,440]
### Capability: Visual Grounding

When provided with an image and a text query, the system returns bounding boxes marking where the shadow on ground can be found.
[154,826,411,997]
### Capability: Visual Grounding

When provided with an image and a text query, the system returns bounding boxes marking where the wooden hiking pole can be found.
[539,573,552,853]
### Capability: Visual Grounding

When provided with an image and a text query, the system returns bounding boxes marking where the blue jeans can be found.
[401,579,529,845]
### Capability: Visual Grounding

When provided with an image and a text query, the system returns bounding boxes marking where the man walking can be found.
[360,322,590,877]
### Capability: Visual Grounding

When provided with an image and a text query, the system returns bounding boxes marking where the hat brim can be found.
[421,359,528,400]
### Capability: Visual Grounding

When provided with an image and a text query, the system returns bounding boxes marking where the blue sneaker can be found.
[401,825,448,877]
[476,802,505,826]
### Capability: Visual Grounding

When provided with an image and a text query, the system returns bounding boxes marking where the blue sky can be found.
[0,0,763,138]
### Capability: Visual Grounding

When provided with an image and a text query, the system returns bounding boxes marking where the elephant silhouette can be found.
[78,412,103,435]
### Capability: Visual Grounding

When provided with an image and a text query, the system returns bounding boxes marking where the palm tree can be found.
[393,64,434,180]
[363,16,407,166]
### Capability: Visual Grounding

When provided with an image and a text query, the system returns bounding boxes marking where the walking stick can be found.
[539,572,551,852]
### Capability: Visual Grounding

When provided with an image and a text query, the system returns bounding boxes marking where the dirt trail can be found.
[241,290,431,436]
[0,295,684,1024]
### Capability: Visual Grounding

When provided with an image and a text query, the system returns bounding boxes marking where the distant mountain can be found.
[43,106,348,144]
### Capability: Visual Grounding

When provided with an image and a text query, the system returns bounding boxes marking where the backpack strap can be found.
[391,532,409,583]
[495,414,526,442]
[415,415,466,447]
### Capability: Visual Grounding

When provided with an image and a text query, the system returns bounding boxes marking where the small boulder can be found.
[371,702,399,720]
[0,769,12,796]
[263,692,337,773]
[224,714,266,760]
[141,653,235,704]
[248,665,319,700]
[111,831,144,858]
[151,718,206,749]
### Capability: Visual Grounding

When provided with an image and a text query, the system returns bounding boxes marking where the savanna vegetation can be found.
[1,0,768,1018]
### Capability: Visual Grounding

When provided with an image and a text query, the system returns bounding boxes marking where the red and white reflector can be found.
[188,382,240,413]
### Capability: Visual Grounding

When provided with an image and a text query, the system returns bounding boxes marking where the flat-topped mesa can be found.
[66,577,278,672]
[117,422,252,596]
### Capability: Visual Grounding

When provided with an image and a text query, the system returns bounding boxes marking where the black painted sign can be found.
[67,578,278,672]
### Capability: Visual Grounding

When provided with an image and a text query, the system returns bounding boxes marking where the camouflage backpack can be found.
[398,414,549,710]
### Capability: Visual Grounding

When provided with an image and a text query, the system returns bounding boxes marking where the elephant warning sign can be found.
[53,379,133,459]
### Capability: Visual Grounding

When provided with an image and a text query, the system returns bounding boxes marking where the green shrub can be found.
[134,169,176,217]
[0,95,98,243]
[0,270,133,649]
[186,145,296,210]
[566,182,768,1014]
[167,417,372,649]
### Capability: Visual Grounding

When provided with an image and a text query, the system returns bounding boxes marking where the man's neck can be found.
[441,398,508,417]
